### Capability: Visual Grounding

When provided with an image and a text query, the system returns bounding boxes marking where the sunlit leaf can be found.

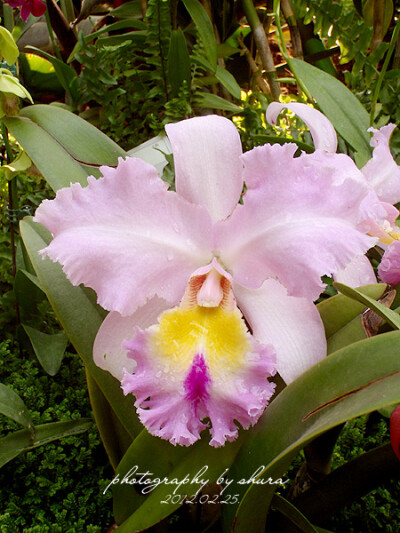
[0,26,19,65]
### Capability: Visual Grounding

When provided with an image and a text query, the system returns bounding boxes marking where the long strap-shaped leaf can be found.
[334,282,400,330]
[290,58,372,165]
[4,104,127,192]
[0,419,92,469]
[221,331,400,532]
[20,217,141,439]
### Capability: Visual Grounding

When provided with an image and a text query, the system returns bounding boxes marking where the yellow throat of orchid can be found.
[148,262,252,376]
[377,220,400,245]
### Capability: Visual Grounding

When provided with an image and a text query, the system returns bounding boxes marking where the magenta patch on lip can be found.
[184,353,210,404]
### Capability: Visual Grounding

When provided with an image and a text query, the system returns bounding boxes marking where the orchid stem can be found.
[45,6,63,62]
[272,0,313,102]
[3,4,14,32]
[1,122,20,324]
[280,0,303,59]
[370,15,400,126]
[242,0,281,101]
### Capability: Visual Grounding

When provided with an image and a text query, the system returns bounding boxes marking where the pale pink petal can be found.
[34,157,213,315]
[382,202,400,226]
[234,279,326,384]
[379,241,400,285]
[266,102,338,152]
[361,203,400,245]
[165,115,243,222]
[334,255,377,287]
[361,124,400,204]
[121,305,276,447]
[93,296,169,380]
[216,145,380,300]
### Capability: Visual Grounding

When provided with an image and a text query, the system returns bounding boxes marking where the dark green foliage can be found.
[284,416,400,533]
[327,416,400,532]
[0,340,113,532]
[76,0,181,149]
[291,0,389,90]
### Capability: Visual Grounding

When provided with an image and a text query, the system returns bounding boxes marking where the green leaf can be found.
[333,282,400,330]
[109,0,143,19]
[0,418,92,468]
[96,31,147,47]
[114,433,242,531]
[74,19,146,51]
[194,92,243,113]
[19,217,141,439]
[14,268,45,316]
[271,494,319,533]
[3,115,90,190]
[4,104,127,191]
[167,29,191,97]
[19,53,63,94]
[86,370,133,470]
[127,135,171,175]
[326,315,367,354]
[215,65,241,99]
[222,331,400,532]
[112,430,191,523]
[183,0,217,70]
[0,69,32,101]
[3,150,32,180]
[0,26,19,65]
[317,284,386,338]
[290,58,372,164]
[0,383,33,432]
[19,104,126,168]
[22,325,68,376]
[217,42,241,58]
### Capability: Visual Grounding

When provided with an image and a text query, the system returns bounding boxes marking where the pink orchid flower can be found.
[268,102,400,287]
[6,0,46,21]
[34,114,381,447]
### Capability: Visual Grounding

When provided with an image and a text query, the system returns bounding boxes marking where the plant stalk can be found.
[242,0,281,100]
[280,0,303,59]
[370,15,400,125]
[1,123,20,324]
[272,0,313,102]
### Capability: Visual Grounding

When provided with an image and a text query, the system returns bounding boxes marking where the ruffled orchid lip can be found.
[121,260,276,447]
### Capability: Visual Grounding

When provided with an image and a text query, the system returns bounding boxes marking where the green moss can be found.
[0,340,114,532]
